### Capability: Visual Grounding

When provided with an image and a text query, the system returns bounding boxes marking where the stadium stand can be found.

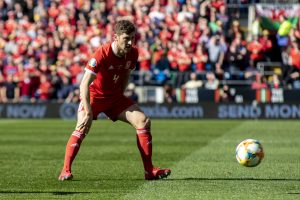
[0,0,299,103]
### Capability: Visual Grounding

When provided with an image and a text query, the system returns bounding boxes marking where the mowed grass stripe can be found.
[121,120,245,200]
[121,121,300,200]
[0,120,239,199]
[1,120,299,200]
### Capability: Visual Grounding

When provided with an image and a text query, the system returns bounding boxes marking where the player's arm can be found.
[80,70,96,117]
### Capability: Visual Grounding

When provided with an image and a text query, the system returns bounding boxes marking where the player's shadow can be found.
[0,191,93,195]
[73,177,300,182]
[167,177,300,181]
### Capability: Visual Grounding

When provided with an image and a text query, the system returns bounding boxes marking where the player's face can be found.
[115,32,135,55]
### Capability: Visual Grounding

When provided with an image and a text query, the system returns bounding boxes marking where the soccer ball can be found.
[236,139,264,167]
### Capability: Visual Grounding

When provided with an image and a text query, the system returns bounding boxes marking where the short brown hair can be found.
[115,20,136,35]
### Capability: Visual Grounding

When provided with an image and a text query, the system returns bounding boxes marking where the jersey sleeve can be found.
[85,49,103,75]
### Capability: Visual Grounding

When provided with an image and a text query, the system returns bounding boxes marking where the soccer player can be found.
[58,20,171,181]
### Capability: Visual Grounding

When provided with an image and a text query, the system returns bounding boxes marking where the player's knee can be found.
[137,115,151,130]
[75,120,93,135]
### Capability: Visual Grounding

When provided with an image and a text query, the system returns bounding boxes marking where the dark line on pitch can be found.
[167,177,300,181]
[0,191,94,195]
[287,192,300,195]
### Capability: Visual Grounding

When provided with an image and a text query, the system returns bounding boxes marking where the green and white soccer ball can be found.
[236,139,264,167]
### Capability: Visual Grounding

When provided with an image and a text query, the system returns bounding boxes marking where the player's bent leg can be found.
[59,110,93,181]
[117,104,171,180]
[117,104,150,129]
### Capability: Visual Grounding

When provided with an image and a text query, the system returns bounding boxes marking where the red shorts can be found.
[78,95,135,121]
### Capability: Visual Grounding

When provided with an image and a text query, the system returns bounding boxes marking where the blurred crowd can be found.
[0,0,300,103]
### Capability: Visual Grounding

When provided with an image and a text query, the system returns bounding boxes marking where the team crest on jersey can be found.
[108,65,114,70]
[88,58,97,68]
[125,61,131,69]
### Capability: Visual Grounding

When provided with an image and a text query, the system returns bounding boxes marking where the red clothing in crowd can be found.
[290,48,300,69]
[5,18,17,34]
[177,51,191,72]
[211,0,225,11]
[259,37,273,53]
[38,80,52,100]
[19,76,33,98]
[69,63,83,84]
[138,47,151,71]
[167,48,178,70]
[248,41,264,61]
[48,4,60,19]
[152,49,164,67]
[194,52,208,72]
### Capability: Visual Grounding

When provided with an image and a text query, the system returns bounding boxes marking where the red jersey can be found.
[39,81,52,100]
[85,42,138,99]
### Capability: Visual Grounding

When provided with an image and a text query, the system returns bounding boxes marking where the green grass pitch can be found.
[0,119,299,200]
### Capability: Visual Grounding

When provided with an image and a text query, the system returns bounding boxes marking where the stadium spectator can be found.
[152,52,171,85]
[251,73,268,90]
[0,71,4,102]
[182,72,203,89]
[192,43,208,73]
[1,74,19,103]
[3,55,18,77]
[163,83,177,103]
[167,42,179,71]
[56,76,74,103]
[176,43,192,86]
[227,36,247,79]
[247,35,264,67]
[218,84,234,103]
[259,30,273,62]
[217,5,229,30]
[0,0,8,21]
[124,83,139,103]
[207,34,226,77]
[269,74,282,89]
[204,72,219,90]
[137,41,152,85]
[244,60,259,81]
[227,20,245,43]
[285,39,300,87]
[19,70,34,102]
[35,74,53,102]
[65,87,80,103]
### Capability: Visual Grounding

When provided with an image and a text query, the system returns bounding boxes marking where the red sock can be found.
[136,129,153,173]
[63,130,85,172]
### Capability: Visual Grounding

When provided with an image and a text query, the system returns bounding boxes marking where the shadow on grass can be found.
[44,177,300,182]
[167,177,300,181]
[0,191,93,195]
[70,178,144,181]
